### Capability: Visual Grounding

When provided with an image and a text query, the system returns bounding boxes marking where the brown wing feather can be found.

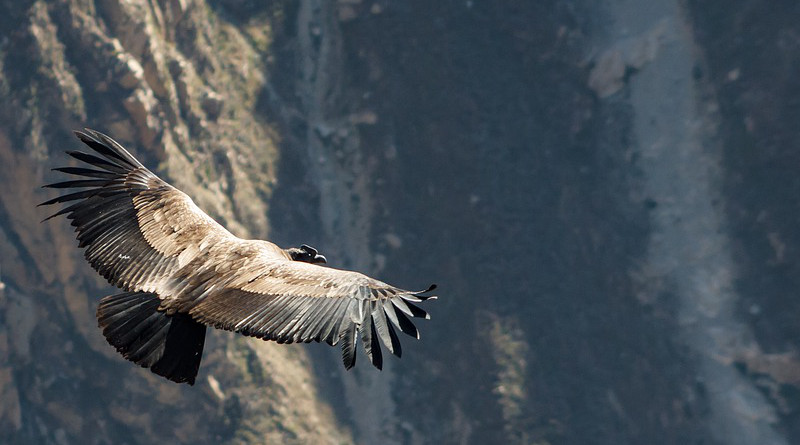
[179,257,436,370]
[40,129,241,294]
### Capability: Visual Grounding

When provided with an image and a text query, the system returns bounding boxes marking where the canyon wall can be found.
[1,1,799,444]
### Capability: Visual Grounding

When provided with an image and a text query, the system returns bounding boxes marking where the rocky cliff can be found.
[1,1,800,444]
[0,1,349,443]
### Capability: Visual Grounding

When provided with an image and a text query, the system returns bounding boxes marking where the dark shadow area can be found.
[263,1,713,443]
[689,0,800,441]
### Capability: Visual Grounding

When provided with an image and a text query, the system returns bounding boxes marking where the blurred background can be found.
[1,0,799,444]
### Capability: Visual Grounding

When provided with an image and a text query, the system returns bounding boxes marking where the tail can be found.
[97,292,207,385]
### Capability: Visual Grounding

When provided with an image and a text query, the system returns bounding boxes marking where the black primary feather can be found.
[97,292,206,385]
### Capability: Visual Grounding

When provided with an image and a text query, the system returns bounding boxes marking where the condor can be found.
[41,129,435,385]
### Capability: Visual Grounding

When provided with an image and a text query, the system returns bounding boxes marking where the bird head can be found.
[286,244,327,264]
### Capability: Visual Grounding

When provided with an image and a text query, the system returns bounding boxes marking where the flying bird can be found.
[41,129,436,385]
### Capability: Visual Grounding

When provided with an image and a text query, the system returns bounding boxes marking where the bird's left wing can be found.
[40,129,238,295]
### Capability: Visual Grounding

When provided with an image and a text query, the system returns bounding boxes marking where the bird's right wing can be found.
[170,248,437,370]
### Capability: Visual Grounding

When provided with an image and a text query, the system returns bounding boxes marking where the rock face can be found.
[1,0,800,444]
[0,1,348,444]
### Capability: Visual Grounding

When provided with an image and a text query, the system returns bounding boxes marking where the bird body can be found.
[42,129,435,384]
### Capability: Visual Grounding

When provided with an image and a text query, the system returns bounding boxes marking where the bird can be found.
[40,129,436,385]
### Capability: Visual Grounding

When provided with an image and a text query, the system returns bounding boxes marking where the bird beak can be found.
[314,254,327,264]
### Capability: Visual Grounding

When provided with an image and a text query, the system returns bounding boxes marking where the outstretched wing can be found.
[42,129,436,371]
[40,129,241,294]
[167,243,437,370]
